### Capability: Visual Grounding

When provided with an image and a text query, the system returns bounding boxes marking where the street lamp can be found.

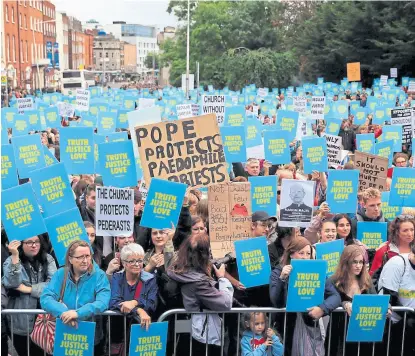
[32,19,56,90]
[185,0,190,99]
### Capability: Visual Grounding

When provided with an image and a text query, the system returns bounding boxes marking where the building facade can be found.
[120,41,137,74]
[93,34,121,74]
[42,0,56,88]
[55,12,69,71]
[157,26,176,86]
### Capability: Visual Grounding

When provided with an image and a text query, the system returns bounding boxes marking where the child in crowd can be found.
[241,311,284,356]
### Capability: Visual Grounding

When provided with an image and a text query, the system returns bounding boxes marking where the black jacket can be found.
[338,128,356,152]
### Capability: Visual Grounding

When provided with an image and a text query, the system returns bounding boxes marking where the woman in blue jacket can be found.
[40,240,111,355]
[269,236,341,356]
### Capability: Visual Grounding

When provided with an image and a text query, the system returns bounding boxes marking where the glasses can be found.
[151,230,168,237]
[23,240,40,247]
[71,255,92,261]
[396,160,406,164]
[352,260,364,265]
[124,259,143,265]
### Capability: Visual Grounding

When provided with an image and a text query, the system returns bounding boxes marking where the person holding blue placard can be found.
[338,120,356,152]
[40,240,111,355]
[269,236,341,356]
[328,245,381,356]
[2,236,57,356]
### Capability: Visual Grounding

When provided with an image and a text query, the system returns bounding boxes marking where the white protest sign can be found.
[181,74,194,91]
[390,68,398,78]
[391,108,412,145]
[257,88,268,98]
[252,105,259,116]
[202,95,225,125]
[176,104,193,119]
[138,179,148,201]
[324,134,343,167]
[408,81,415,92]
[311,96,326,120]
[191,104,200,116]
[293,96,307,113]
[96,186,134,237]
[57,102,75,118]
[75,89,90,112]
[138,98,155,110]
[380,75,388,86]
[17,97,34,114]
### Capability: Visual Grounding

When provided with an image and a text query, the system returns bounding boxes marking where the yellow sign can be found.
[1,76,7,86]
[78,64,84,70]
[347,62,361,82]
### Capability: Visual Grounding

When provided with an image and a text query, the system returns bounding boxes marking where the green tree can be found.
[144,52,160,70]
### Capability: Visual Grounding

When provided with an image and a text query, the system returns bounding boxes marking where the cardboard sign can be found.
[263,130,291,165]
[208,182,252,259]
[315,239,344,277]
[356,133,375,154]
[60,127,95,174]
[354,151,388,191]
[347,62,361,82]
[11,134,46,179]
[357,222,388,249]
[220,126,247,163]
[249,176,278,217]
[1,144,18,190]
[279,179,315,228]
[76,89,90,112]
[29,163,76,218]
[176,104,192,119]
[327,169,359,213]
[129,322,168,356]
[391,108,412,145]
[140,178,186,229]
[234,237,271,288]
[346,295,390,342]
[293,96,307,113]
[381,191,402,220]
[286,260,327,312]
[45,208,90,266]
[54,319,95,356]
[202,95,225,125]
[134,114,229,187]
[98,140,137,188]
[302,136,328,174]
[16,97,34,114]
[324,134,342,167]
[95,186,134,237]
[311,96,326,120]
[1,183,47,241]
[389,167,415,207]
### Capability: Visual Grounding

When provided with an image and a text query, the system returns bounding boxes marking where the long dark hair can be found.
[333,214,354,245]
[388,215,415,247]
[18,235,49,281]
[170,233,212,277]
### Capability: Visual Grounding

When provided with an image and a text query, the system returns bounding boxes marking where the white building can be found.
[55,12,68,70]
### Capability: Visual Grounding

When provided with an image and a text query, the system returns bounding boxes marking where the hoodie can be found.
[241,330,284,356]
[167,269,233,345]
[352,210,389,237]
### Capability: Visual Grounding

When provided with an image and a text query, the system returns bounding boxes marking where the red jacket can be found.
[369,242,399,276]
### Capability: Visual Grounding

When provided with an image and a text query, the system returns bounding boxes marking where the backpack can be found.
[372,252,406,292]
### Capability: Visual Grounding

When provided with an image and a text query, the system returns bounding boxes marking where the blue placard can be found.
[116,109,130,129]
[12,114,30,136]
[326,170,359,213]
[332,100,349,118]
[356,222,388,249]
[29,163,75,218]
[220,126,247,163]
[302,136,328,174]
[263,130,291,165]
[381,191,402,220]
[244,118,263,147]
[381,125,402,152]
[106,131,128,142]
[315,239,344,276]
[356,134,375,154]
[44,107,60,128]
[60,127,95,174]
[374,140,394,167]
[26,110,42,131]
[325,117,342,136]
[11,134,46,179]
[389,167,415,207]
[286,260,327,312]
[234,237,272,288]
[97,111,117,135]
[249,176,278,216]
[53,319,95,356]
[352,108,367,125]
[45,208,90,266]
[275,110,299,141]
[2,107,18,128]
[129,322,168,356]
[140,178,186,229]
[1,183,47,241]
[373,106,387,125]
[43,145,59,166]
[1,144,18,190]
[98,140,137,188]
[123,96,137,110]
[346,295,390,342]
[224,105,245,126]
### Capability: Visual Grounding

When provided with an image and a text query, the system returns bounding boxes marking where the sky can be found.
[54,0,179,30]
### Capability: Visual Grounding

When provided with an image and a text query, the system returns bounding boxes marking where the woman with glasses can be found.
[2,236,57,356]
[328,245,381,356]
[109,243,158,353]
[103,234,135,280]
[270,237,341,356]
[41,240,111,355]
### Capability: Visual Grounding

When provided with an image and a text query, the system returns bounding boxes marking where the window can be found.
[25,41,28,62]
[6,36,10,62]
[12,36,16,62]
[11,7,14,23]
[112,53,114,58]
[24,15,27,29]
[99,52,102,57]
[30,16,32,29]
[24,0,26,7]
[5,5,8,21]
[20,40,23,62]
[30,0,32,7]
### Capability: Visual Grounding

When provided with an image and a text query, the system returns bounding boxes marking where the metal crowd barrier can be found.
[1,307,414,356]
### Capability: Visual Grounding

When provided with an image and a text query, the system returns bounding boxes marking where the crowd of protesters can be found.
[1,83,415,356]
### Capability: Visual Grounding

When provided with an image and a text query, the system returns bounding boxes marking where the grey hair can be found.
[120,243,144,262]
